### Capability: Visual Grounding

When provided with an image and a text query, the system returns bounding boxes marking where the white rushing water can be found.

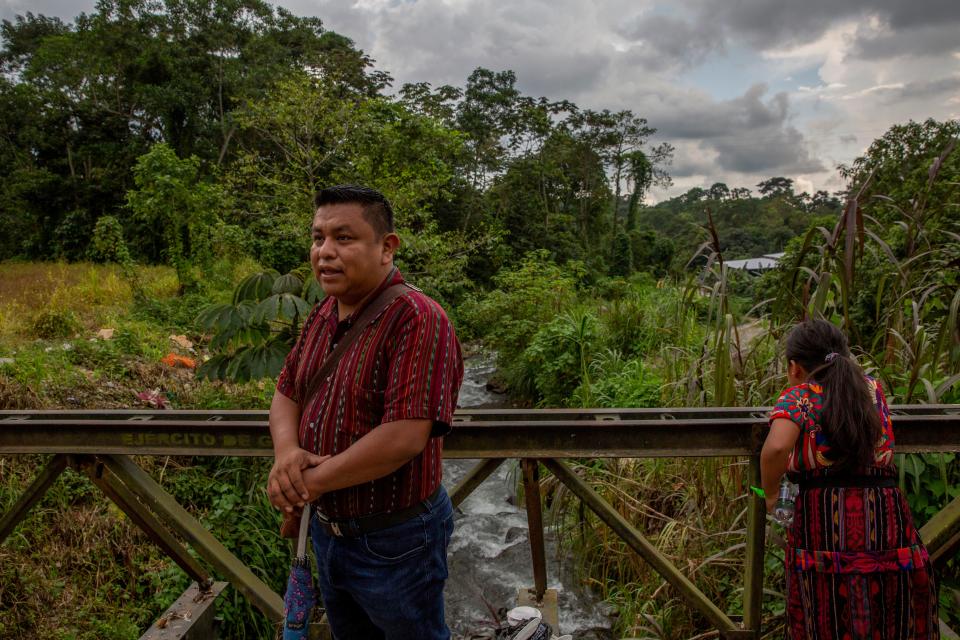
[442,352,614,640]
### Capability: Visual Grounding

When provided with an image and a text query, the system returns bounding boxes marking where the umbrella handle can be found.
[296,506,311,558]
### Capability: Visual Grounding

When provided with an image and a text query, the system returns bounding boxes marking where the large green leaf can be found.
[195,354,232,381]
[195,303,234,332]
[253,293,312,324]
[235,300,257,324]
[225,348,254,383]
[213,340,291,382]
[302,277,325,304]
[263,340,291,378]
[253,295,281,324]
[272,272,303,295]
[280,294,297,322]
[208,316,270,351]
[210,328,237,352]
[233,270,280,303]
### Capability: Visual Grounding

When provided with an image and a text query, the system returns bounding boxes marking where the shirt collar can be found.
[319,267,405,325]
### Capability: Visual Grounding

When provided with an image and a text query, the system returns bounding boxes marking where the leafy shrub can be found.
[609,231,633,276]
[195,269,320,382]
[158,457,289,638]
[591,276,632,301]
[64,329,144,377]
[53,208,96,261]
[30,307,81,339]
[89,215,132,264]
[212,222,253,259]
[252,225,309,275]
[134,291,216,332]
[126,143,225,292]
[629,228,675,276]
[574,351,663,408]
[597,284,694,358]
[459,250,583,351]
[519,308,599,406]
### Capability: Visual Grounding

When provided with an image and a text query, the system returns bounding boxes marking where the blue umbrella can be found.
[283,507,315,639]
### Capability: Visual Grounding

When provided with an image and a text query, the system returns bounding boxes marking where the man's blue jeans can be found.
[309,487,455,640]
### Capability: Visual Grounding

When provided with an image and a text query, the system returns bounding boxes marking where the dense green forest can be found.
[1,0,845,286]
[1,1,959,638]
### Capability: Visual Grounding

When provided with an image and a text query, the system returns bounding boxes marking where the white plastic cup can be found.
[506,606,542,626]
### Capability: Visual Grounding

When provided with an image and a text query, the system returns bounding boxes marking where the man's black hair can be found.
[314,185,395,236]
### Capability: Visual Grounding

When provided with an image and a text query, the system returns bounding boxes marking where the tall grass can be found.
[541,140,959,637]
[0,260,286,638]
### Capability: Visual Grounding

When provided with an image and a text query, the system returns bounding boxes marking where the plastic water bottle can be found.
[772,478,795,526]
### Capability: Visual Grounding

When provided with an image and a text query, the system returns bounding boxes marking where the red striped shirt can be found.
[275,269,463,519]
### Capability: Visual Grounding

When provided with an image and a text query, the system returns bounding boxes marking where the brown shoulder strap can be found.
[299,283,410,410]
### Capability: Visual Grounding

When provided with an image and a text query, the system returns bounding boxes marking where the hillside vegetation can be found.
[1,0,958,637]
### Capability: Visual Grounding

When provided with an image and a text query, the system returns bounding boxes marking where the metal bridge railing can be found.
[2,406,960,639]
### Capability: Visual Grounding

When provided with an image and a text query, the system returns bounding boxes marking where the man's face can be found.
[310,203,393,305]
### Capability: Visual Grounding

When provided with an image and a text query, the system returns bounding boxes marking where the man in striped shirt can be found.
[267,185,464,640]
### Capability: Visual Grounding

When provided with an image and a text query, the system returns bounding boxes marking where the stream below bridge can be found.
[443,352,615,639]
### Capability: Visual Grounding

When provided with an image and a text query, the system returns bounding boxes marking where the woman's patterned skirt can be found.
[785,473,939,639]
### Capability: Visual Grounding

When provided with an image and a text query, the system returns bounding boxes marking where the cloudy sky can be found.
[4,0,959,200]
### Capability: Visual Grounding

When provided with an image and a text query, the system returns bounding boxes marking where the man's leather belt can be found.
[799,476,897,490]
[313,486,442,538]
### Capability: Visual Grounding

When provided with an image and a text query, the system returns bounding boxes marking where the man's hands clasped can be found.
[268,447,329,513]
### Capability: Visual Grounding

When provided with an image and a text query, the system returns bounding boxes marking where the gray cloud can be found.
[667,145,716,178]
[304,0,828,185]
[697,0,843,49]
[297,0,614,100]
[0,0,88,21]
[643,84,824,174]
[616,13,725,71]
[649,84,784,139]
[711,125,823,174]
[870,75,960,104]
[9,0,953,198]
[616,0,960,64]
[879,0,960,30]
[703,0,960,49]
[852,22,960,60]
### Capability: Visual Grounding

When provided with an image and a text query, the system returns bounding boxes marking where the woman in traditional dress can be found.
[761,319,938,639]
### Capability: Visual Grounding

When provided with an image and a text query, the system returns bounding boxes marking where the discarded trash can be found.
[169,334,194,350]
[161,353,196,368]
[97,328,115,340]
[135,389,169,409]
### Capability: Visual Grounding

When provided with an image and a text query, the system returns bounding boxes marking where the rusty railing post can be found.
[742,454,766,636]
[78,458,213,589]
[101,454,284,621]
[543,458,738,634]
[522,458,548,602]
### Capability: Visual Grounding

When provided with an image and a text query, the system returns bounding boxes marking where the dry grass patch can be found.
[0,262,177,344]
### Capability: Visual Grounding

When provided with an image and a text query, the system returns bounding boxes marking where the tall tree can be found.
[708,182,730,201]
[756,176,794,197]
[625,150,653,231]
[0,0,383,260]
[455,68,522,191]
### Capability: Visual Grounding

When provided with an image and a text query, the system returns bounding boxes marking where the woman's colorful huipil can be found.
[770,378,938,639]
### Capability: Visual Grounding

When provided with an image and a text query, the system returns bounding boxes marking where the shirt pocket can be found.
[348,385,385,439]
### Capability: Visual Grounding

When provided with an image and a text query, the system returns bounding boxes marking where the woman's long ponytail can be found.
[785,320,882,468]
